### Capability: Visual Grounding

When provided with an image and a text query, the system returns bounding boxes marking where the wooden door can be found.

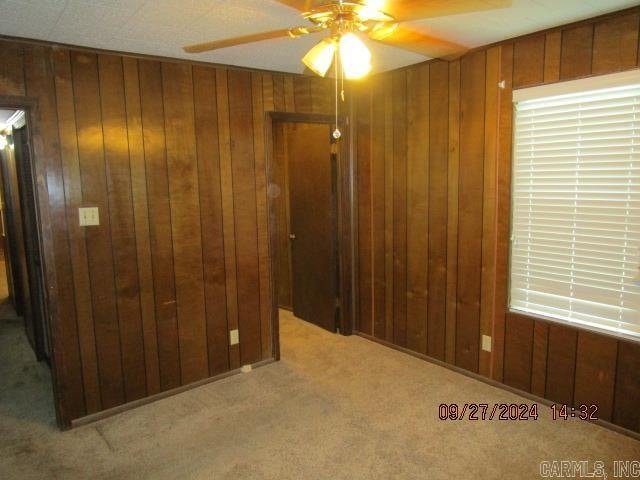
[14,126,49,359]
[286,122,337,332]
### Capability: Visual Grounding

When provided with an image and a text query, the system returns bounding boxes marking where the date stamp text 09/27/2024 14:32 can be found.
[437,403,599,422]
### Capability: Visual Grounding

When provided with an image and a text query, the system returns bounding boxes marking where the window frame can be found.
[508,70,640,343]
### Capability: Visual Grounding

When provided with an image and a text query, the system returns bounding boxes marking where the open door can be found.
[286,122,338,332]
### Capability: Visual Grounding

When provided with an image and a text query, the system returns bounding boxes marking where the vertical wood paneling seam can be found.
[249,76,262,360]
[158,64,183,385]
[368,86,375,335]
[51,55,89,416]
[446,61,459,364]
[136,59,164,388]
[588,24,595,74]
[610,340,619,418]
[489,49,501,379]
[543,323,550,397]
[190,65,212,373]
[69,56,103,407]
[479,57,487,373]
[571,332,578,405]
[96,57,129,402]
[404,73,409,349]
[226,69,242,363]
[97,57,128,403]
[123,59,154,394]
[559,30,565,78]
[637,14,640,65]
[122,61,151,395]
[218,75,232,362]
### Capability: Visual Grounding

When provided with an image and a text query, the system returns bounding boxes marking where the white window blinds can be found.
[511,79,640,339]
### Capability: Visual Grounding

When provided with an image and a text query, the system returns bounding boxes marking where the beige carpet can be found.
[1,309,638,479]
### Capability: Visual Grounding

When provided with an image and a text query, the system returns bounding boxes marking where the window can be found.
[510,71,640,339]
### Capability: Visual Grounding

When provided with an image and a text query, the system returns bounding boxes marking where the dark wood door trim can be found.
[0,95,61,427]
[265,111,356,359]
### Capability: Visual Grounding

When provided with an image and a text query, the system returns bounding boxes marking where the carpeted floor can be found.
[0,308,638,479]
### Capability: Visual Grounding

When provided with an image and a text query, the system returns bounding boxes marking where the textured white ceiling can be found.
[0,0,637,74]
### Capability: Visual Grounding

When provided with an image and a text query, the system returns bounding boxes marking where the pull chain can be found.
[333,47,341,140]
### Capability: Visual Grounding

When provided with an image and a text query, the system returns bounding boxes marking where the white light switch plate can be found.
[482,335,492,352]
[79,207,99,226]
[229,329,239,346]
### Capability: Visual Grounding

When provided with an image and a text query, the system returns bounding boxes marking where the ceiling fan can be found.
[184,0,511,78]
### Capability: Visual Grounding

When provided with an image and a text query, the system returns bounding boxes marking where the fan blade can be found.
[184,26,319,53]
[275,0,511,21]
[369,24,467,59]
[379,0,511,21]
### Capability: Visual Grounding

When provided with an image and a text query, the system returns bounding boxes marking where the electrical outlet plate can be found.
[482,335,492,352]
[79,207,100,226]
[229,329,239,346]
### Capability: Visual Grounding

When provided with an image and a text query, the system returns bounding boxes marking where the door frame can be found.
[265,111,356,359]
[0,95,61,427]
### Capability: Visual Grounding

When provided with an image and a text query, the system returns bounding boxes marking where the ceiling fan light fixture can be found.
[339,33,372,79]
[302,38,336,77]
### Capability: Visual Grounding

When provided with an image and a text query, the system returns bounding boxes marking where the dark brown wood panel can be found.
[98,53,146,402]
[356,87,373,335]
[228,69,262,365]
[503,312,534,392]
[392,70,408,347]
[560,24,594,80]
[545,325,578,406]
[371,76,386,340]
[293,76,312,114]
[455,50,485,373]
[405,64,429,354]
[592,12,640,74]
[513,35,545,88]
[161,62,209,384]
[479,46,500,378]
[51,48,102,415]
[492,44,513,383]
[383,74,394,343]
[215,68,241,370]
[614,341,640,432]
[427,61,449,361]
[70,51,125,409]
[273,123,293,310]
[23,45,86,422]
[0,40,25,95]
[574,332,617,421]
[544,32,561,83]
[445,59,460,366]
[138,59,181,392]
[251,72,273,360]
[193,65,229,376]
[530,321,549,398]
[122,57,161,395]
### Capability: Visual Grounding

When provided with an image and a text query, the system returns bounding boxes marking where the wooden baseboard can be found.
[356,332,640,442]
[70,358,276,429]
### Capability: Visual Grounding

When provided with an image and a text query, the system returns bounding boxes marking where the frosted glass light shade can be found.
[302,39,336,77]
[339,33,371,79]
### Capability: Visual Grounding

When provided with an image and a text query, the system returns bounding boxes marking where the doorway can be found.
[0,107,53,422]
[267,112,355,353]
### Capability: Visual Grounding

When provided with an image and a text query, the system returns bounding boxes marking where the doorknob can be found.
[289,233,296,240]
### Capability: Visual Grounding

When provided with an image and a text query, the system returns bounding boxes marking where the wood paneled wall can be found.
[355,7,640,433]
[0,40,333,426]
